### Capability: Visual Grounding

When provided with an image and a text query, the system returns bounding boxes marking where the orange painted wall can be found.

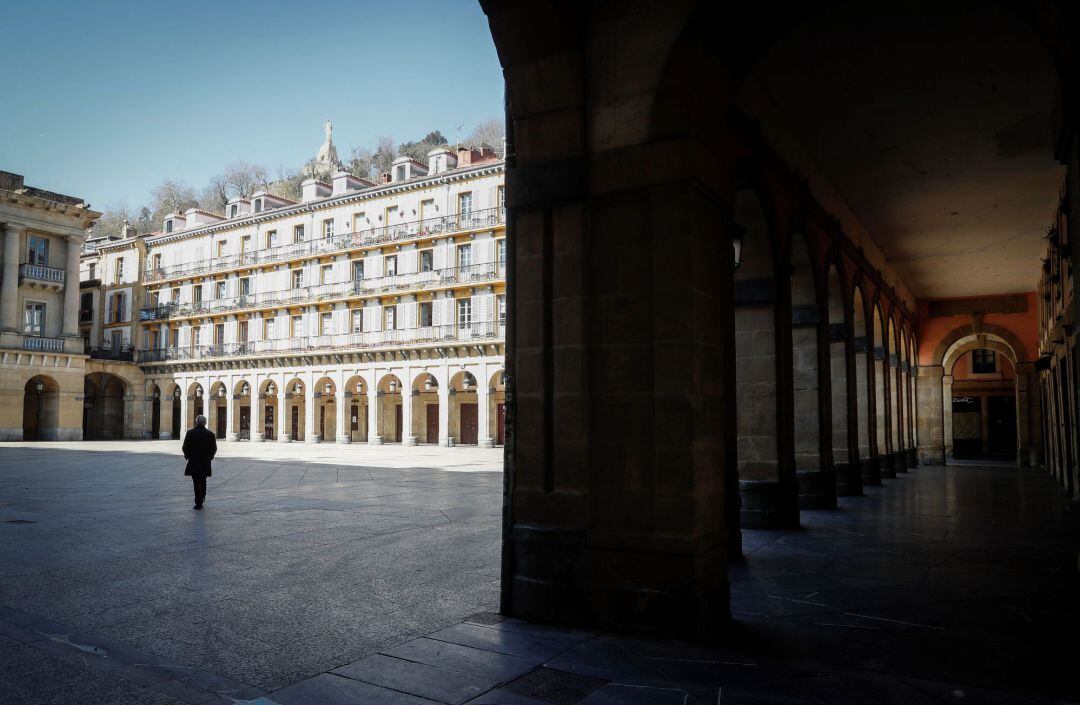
[951,351,1016,381]
[916,292,1040,365]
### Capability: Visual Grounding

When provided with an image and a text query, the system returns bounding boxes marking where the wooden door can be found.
[496,403,505,445]
[426,404,439,443]
[319,405,326,440]
[239,406,250,440]
[172,399,181,438]
[459,403,478,445]
[394,404,403,443]
[215,404,227,437]
[987,396,1017,458]
[151,399,161,437]
[291,406,299,441]
[264,404,275,440]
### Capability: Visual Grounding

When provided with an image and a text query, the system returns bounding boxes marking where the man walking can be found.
[182,414,217,510]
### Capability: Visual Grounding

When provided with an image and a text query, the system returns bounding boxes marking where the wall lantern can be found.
[266,382,276,395]
[293,382,302,395]
[389,379,398,393]
[195,388,203,398]
[241,383,250,396]
[500,372,507,386]
[462,374,474,392]
[218,387,226,399]
[174,388,181,399]
[153,390,160,399]
[324,382,332,395]
[35,381,44,393]
[731,224,745,271]
[424,377,434,391]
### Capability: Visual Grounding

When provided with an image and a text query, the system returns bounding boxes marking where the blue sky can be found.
[0,0,502,211]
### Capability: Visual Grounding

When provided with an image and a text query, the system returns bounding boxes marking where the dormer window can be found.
[254,198,263,213]
[165,219,174,233]
[229,204,238,218]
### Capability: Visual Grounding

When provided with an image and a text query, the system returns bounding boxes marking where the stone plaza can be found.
[2,444,1078,704]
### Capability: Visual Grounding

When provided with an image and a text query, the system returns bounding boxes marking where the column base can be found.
[158,432,173,440]
[738,480,800,529]
[907,448,917,468]
[335,436,351,444]
[834,461,864,497]
[277,435,292,443]
[226,432,239,442]
[893,450,908,473]
[796,468,838,509]
[917,446,945,465]
[403,435,417,446]
[305,435,319,444]
[253,432,265,443]
[479,436,494,449]
[861,456,882,486]
[368,436,383,445]
[54,427,82,441]
[879,452,897,479]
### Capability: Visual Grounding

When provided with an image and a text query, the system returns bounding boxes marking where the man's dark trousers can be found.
[182,425,217,508]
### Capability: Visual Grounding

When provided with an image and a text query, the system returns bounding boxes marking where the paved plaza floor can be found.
[1,443,1078,704]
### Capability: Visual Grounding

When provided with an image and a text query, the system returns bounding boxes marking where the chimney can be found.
[301,178,332,203]
[427,147,457,174]
[120,220,137,239]
[332,170,364,196]
[457,146,471,167]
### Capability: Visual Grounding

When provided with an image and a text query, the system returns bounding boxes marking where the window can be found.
[149,330,159,349]
[88,262,96,279]
[192,285,203,304]
[321,312,333,335]
[496,239,506,265]
[457,298,472,326]
[420,199,435,220]
[165,220,174,233]
[216,240,226,257]
[497,294,506,325]
[419,301,433,327]
[111,292,126,322]
[457,243,472,268]
[23,302,45,335]
[323,219,334,239]
[266,230,279,248]
[238,321,248,342]
[291,315,304,337]
[170,288,180,304]
[216,281,227,299]
[385,206,398,224]
[241,235,251,254]
[254,198,263,213]
[352,260,364,281]
[115,258,124,284]
[239,278,250,297]
[394,164,407,181]
[498,186,505,210]
[353,213,365,232]
[292,269,304,289]
[229,204,238,218]
[384,305,397,330]
[80,292,93,315]
[972,349,997,374]
[384,255,397,276]
[458,192,473,215]
[149,290,159,307]
[214,323,224,346]
[265,318,276,339]
[321,264,333,284]
[420,250,433,272]
[293,225,305,243]
[351,309,363,333]
[152,254,161,270]
[193,327,201,347]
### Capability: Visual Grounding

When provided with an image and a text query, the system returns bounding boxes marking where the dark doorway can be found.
[320,405,326,440]
[151,397,161,438]
[216,405,227,438]
[952,396,981,459]
[351,402,359,438]
[496,402,506,446]
[987,396,1017,458]
[264,404,275,440]
[394,405,403,443]
[172,397,181,438]
[239,406,250,440]
[291,406,299,441]
[426,404,439,443]
[460,403,478,445]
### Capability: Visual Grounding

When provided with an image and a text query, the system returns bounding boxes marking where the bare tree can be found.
[268,164,304,202]
[91,203,138,238]
[465,117,504,155]
[151,179,198,216]
[199,175,230,214]
[347,136,398,179]
[223,161,269,199]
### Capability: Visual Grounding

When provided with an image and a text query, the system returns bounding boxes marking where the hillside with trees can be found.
[92,118,503,239]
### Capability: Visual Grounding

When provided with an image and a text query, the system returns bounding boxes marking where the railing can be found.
[23,336,65,352]
[86,345,135,362]
[143,207,505,282]
[79,309,93,323]
[141,261,505,321]
[19,263,65,284]
[139,320,504,363]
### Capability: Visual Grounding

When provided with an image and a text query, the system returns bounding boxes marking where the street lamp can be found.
[218,387,226,399]
[293,382,302,396]
[424,377,434,391]
[324,382,332,395]
[195,387,203,398]
[462,374,474,392]
[731,224,745,271]
[241,383,250,397]
[266,382,276,396]
[389,379,398,393]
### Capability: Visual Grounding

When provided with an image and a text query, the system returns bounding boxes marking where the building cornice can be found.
[145,162,504,248]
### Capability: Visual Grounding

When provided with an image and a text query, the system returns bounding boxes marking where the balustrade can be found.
[19,263,65,284]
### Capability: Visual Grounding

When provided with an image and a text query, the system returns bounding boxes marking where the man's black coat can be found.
[182,426,217,477]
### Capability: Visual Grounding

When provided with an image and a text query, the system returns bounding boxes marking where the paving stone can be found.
[268,672,443,705]
[382,637,540,682]
[333,653,500,704]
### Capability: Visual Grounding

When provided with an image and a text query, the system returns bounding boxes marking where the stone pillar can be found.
[62,235,82,341]
[304,383,317,443]
[227,391,240,441]
[437,381,450,446]
[1,224,22,333]
[159,387,174,440]
[1016,362,1039,467]
[335,390,350,443]
[478,380,494,448]
[941,374,954,462]
[277,384,290,442]
[367,385,381,444]
[403,386,417,446]
[916,365,945,465]
[178,390,190,438]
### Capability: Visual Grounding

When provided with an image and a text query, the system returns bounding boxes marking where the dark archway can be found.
[84,373,128,440]
[23,376,60,441]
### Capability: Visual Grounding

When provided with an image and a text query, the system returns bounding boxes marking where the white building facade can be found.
[126,147,506,447]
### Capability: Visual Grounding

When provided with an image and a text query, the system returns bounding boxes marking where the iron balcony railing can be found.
[139,320,504,363]
[143,206,505,282]
[23,336,65,352]
[139,260,505,321]
[86,345,135,362]
[19,263,65,284]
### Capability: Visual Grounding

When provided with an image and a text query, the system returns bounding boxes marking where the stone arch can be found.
[886,314,905,471]
[449,370,481,446]
[488,369,507,446]
[411,372,441,445]
[343,375,369,443]
[163,381,182,440]
[825,259,859,495]
[933,323,1031,366]
[84,372,131,440]
[229,379,253,441]
[313,376,337,442]
[23,375,61,441]
[376,374,403,443]
[283,377,305,442]
[257,378,280,441]
[208,381,229,438]
[185,381,205,430]
[148,383,162,440]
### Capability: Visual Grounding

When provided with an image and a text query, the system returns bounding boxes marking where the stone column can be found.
[437,381,450,446]
[916,365,945,465]
[334,389,349,443]
[478,379,494,448]
[402,384,417,446]
[277,383,290,442]
[1016,362,1038,467]
[1,224,22,333]
[178,390,190,438]
[367,385,382,444]
[62,235,82,340]
[227,390,240,442]
[304,382,317,443]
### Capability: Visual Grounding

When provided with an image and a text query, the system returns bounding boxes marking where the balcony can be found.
[145,260,506,321]
[143,206,506,283]
[139,320,505,363]
[86,345,135,362]
[23,336,65,353]
[79,308,93,323]
[19,263,65,290]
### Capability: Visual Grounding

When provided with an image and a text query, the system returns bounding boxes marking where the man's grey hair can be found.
[194,415,208,427]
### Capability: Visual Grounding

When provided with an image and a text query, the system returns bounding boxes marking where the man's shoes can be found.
[194,504,203,510]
